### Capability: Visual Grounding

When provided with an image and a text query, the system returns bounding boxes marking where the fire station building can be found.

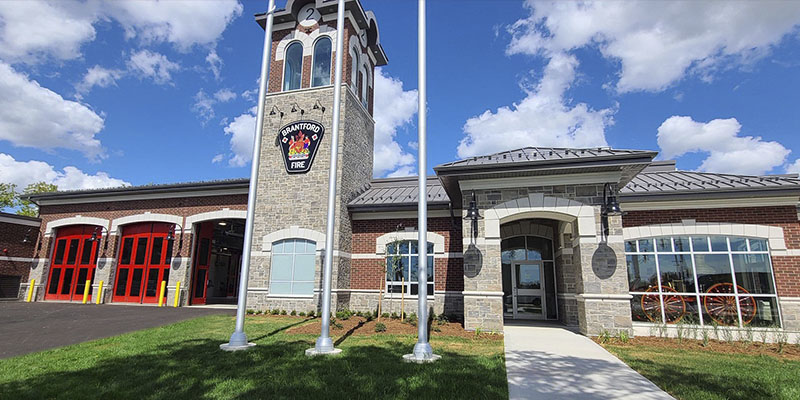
[13,0,800,336]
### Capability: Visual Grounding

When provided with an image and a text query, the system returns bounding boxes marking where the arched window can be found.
[283,42,303,91]
[360,64,369,108]
[350,49,359,92]
[311,37,332,87]
[270,238,316,295]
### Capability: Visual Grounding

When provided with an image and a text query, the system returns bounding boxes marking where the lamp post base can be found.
[220,342,256,352]
[305,347,342,357]
[402,353,441,363]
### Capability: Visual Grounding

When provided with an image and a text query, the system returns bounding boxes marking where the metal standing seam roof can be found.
[348,177,450,210]
[622,170,800,197]
[435,146,658,171]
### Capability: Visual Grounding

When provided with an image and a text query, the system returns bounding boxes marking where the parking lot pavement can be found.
[0,302,233,359]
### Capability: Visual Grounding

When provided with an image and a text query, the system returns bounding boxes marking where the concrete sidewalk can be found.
[504,323,673,400]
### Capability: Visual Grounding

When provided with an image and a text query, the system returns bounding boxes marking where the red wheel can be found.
[703,283,757,326]
[642,286,686,323]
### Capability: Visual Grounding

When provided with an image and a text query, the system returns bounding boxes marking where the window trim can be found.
[625,235,782,328]
[385,240,434,296]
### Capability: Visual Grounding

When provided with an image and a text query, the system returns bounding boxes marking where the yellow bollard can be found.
[26,279,35,302]
[82,280,91,304]
[96,280,104,304]
[173,281,181,307]
[158,280,167,307]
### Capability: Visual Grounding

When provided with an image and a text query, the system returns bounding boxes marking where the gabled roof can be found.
[348,176,450,211]
[435,146,658,172]
[621,161,800,201]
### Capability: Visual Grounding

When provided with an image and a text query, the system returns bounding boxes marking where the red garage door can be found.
[45,225,99,301]
[113,222,173,304]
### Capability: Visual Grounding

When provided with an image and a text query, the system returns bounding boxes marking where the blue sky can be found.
[1,0,800,193]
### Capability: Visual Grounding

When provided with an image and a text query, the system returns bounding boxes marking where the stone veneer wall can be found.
[247,85,373,312]
[462,183,633,335]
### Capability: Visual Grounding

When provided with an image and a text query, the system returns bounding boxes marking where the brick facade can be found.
[0,215,40,298]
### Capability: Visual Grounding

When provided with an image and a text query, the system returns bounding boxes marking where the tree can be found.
[0,181,58,217]
[17,182,58,217]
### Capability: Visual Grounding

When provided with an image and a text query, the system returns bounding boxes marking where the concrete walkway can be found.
[504,323,673,400]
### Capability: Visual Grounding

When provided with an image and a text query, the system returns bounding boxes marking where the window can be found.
[349,50,358,92]
[270,239,316,295]
[360,66,369,109]
[626,235,780,327]
[385,241,434,295]
[311,37,331,87]
[283,42,303,91]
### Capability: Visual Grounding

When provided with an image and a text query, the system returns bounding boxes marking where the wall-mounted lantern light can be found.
[463,191,482,239]
[312,99,326,113]
[601,183,623,237]
[167,223,185,254]
[22,228,43,253]
[88,225,110,254]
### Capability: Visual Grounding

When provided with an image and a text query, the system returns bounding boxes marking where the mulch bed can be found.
[597,335,800,361]
[282,315,502,340]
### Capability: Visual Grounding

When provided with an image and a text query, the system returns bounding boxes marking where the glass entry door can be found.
[509,261,546,319]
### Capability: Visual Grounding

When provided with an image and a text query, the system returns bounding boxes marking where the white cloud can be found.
[508,1,800,92]
[75,65,124,97]
[211,154,224,164]
[373,68,418,177]
[206,49,224,80]
[0,1,242,65]
[457,53,612,158]
[106,1,243,51]
[223,107,257,167]
[787,159,800,174]
[0,153,129,190]
[127,50,180,84]
[657,116,791,175]
[214,88,236,102]
[0,62,105,160]
[0,0,97,64]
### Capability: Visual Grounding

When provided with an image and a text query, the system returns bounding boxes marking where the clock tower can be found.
[248,0,388,312]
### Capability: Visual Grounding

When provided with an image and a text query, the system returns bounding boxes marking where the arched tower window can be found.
[350,49,359,93]
[283,42,303,91]
[311,37,332,87]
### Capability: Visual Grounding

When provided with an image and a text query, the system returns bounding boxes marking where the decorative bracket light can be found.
[290,103,305,115]
[22,228,44,253]
[463,191,482,239]
[167,223,185,255]
[269,105,283,117]
[312,99,326,113]
[601,183,623,237]
[88,225,110,254]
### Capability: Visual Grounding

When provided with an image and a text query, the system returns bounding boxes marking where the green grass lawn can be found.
[603,342,800,400]
[0,315,507,400]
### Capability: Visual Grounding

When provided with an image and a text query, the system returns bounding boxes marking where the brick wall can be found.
[351,217,464,292]
[0,219,39,283]
[623,205,800,297]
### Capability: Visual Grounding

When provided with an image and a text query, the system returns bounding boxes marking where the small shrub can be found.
[391,312,399,320]
[271,309,280,315]
[474,327,482,339]
[280,310,287,315]
[333,321,343,330]
[657,324,667,339]
[355,311,364,317]
[374,322,387,332]
[336,310,352,320]
[298,311,306,317]
[759,328,769,344]
[308,310,316,318]
[617,330,630,344]
[432,325,441,333]
[676,322,686,343]
[290,310,297,316]
[598,330,612,344]
[246,309,255,315]
[436,314,449,326]
[775,329,789,354]
[381,312,390,319]
[405,313,417,326]
[722,328,734,343]
[364,314,373,322]
[711,321,721,341]
[701,328,710,347]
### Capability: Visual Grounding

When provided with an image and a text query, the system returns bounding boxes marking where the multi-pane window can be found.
[283,42,303,91]
[626,235,780,327]
[311,37,332,87]
[386,241,433,295]
[270,239,316,295]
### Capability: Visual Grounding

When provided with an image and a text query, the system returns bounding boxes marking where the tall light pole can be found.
[221,0,275,352]
[404,0,440,363]
[307,0,346,356]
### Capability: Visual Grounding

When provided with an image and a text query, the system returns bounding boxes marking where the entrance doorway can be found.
[501,222,559,320]
[45,225,100,301]
[190,219,243,305]
[112,222,174,304]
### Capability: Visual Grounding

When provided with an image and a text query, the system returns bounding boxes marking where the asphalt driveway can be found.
[0,302,234,359]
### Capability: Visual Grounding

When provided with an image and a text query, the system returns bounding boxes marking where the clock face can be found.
[298,4,320,27]
[358,30,368,47]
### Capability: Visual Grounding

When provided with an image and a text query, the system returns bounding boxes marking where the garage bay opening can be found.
[190,219,244,305]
